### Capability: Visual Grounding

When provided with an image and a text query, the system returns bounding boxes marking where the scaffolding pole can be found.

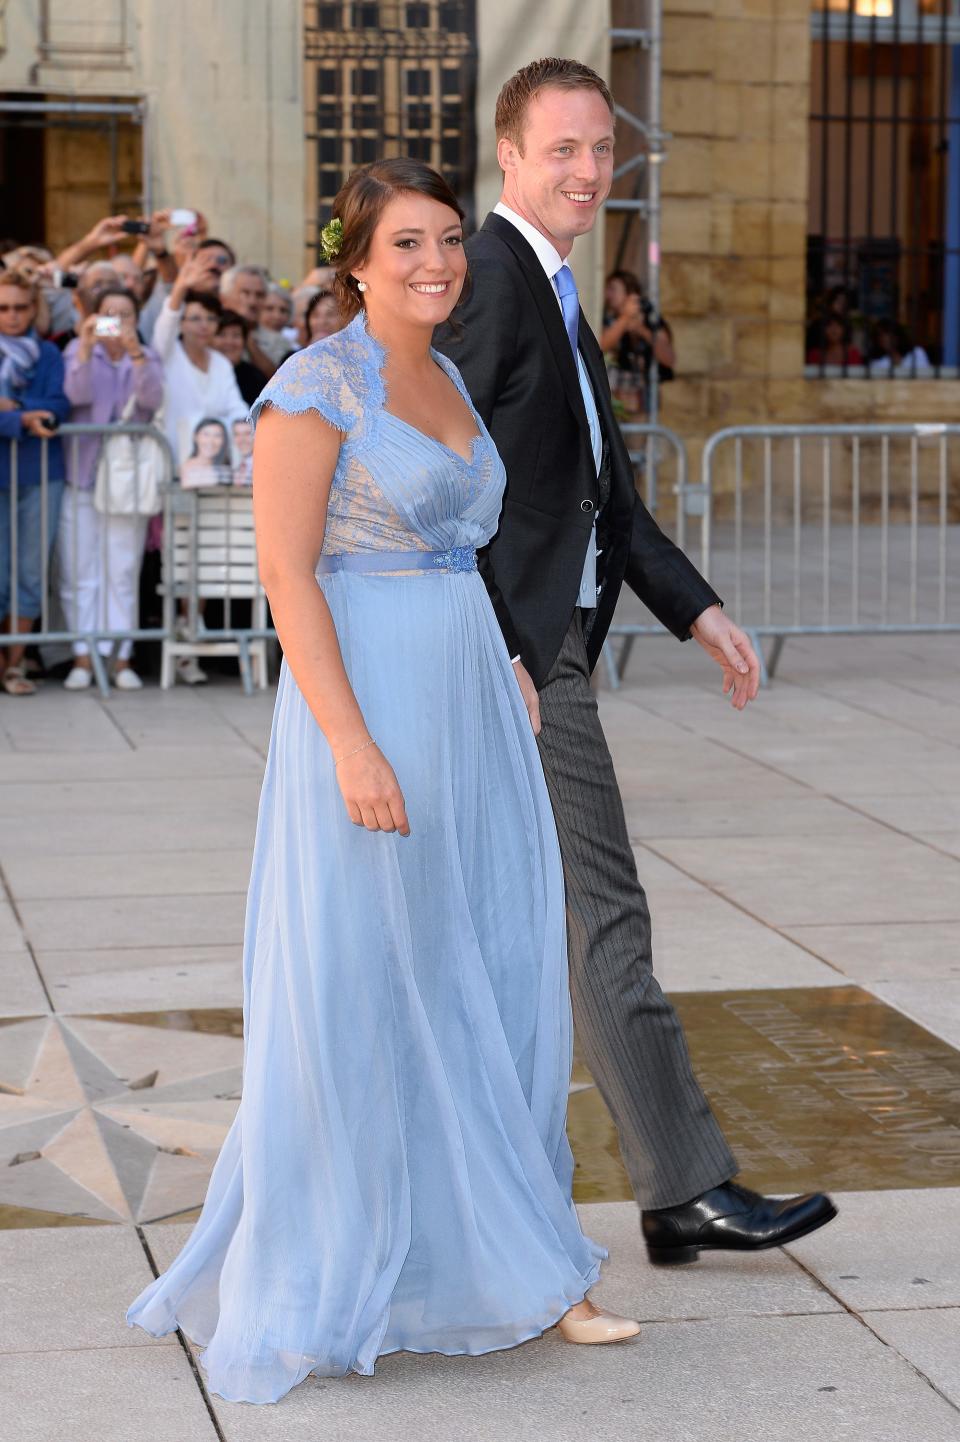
[607,2,666,426]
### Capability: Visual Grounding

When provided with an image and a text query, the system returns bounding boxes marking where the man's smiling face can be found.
[498,85,615,257]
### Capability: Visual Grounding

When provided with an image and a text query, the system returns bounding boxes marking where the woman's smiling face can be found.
[195,422,226,460]
[351,192,467,332]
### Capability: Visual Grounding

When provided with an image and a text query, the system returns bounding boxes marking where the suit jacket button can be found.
[580,498,594,513]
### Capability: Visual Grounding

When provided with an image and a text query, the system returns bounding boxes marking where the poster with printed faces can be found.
[178,415,253,489]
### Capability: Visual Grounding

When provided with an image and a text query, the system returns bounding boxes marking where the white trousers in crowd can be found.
[56,487,148,660]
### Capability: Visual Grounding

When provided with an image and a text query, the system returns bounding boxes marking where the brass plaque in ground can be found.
[569,986,960,1202]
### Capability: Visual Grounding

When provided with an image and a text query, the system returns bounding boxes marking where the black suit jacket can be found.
[433,212,721,688]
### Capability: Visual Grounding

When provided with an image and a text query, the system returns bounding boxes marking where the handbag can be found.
[93,390,166,516]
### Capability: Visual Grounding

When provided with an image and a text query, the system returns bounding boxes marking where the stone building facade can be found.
[650,0,958,457]
[1,0,955,455]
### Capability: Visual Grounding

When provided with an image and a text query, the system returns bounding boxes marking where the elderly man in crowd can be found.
[219,265,277,376]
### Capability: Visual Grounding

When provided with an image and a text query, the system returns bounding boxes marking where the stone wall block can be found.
[714,18,774,83]
[769,256,807,319]
[770,140,809,202]
[714,140,772,199]
[770,201,808,257]
[671,315,731,372]
[772,83,810,146]
[738,83,774,139]
[767,321,804,375]
[714,83,741,138]
[712,256,771,316]
[662,15,716,73]
[732,319,772,375]
[662,254,714,314]
[731,200,773,255]
[662,138,714,196]
[773,20,811,84]
[662,76,716,135]
[662,196,714,254]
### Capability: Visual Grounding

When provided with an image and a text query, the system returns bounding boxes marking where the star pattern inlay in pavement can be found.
[0,1013,242,1226]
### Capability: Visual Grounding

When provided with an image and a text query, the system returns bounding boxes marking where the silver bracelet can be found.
[334,737,375,766]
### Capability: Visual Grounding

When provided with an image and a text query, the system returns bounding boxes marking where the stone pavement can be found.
[1,632,959,1441]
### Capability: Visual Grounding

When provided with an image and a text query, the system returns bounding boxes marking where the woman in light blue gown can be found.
[127,159,639,1404]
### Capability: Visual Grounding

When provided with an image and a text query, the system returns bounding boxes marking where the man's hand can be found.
[513,659,541,735]
[691,605,760,710]
[55,214,131,271]
[170,251,221,305]
[21,410,58,439]
[88,215,131,249]
[144,209,173,254]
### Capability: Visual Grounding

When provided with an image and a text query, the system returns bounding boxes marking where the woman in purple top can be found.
[58,287,164,691]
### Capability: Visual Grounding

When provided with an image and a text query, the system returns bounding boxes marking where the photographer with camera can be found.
[600,269,675,419]
[133,211,236,344]
[57,287,163,692]
[0,268,70,696]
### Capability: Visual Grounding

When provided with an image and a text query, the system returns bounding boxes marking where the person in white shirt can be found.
[868,319,934,377]
[151,252,247,684]
[151,252,247,465]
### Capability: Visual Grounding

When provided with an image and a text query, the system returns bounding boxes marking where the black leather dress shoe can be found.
[641,1181,837,1265]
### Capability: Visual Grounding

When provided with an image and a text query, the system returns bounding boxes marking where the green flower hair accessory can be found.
[320,218,344,263]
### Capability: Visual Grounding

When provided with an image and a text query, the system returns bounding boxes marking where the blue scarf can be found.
[0,328,42,401]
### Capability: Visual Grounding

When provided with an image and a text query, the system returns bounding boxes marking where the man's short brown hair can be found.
[495,58,614,153]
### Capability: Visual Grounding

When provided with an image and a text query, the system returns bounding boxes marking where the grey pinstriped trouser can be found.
[537,613,738,1210]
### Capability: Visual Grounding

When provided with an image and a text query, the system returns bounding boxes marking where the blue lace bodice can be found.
[250,312,506,559]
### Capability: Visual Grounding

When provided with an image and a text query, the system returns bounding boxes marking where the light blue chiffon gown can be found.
[127,311,604,1404]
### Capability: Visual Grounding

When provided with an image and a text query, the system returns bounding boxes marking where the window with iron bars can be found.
[807,0,960,377]
[304,0,477,261]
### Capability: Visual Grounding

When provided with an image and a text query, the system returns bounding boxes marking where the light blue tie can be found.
[554,264,580,359]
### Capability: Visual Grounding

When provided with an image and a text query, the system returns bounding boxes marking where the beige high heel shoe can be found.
[556,1305,641,1345]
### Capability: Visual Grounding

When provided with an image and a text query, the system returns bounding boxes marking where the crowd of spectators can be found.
[0,210,345,695]
[1,216,688,697]
[805,285,933,376]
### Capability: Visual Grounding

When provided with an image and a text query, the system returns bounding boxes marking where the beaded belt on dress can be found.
[316,546,477,576]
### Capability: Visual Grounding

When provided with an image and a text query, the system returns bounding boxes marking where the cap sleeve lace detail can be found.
[249,318,384,450]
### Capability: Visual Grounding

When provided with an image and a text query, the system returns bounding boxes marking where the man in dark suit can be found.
[435,57,836,1263]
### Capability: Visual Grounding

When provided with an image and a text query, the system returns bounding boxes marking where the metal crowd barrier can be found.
[1,424,176,697]
[603,423,710,690]
[605,422,960,687]
[161,486,272,694]
[700,424,960,683]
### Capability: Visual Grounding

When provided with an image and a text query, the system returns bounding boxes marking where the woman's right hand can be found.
[76,314,100,361]
[171,251,220,304]
[335,743,410,835]
[512,660,542,736]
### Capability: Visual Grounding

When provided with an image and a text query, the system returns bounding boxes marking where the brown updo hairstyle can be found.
[329,158,466,322]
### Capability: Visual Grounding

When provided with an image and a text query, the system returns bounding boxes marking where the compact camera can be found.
[640,296,661,331]
[94,316,123,338]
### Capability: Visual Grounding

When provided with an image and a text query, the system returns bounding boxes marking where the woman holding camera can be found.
[57,287,164,691]
[600,269,675,419]
[0,267,69,696]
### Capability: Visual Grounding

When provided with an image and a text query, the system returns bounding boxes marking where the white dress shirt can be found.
[493,203,603,609]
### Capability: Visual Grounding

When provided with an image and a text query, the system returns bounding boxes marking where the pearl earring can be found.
[356,280,367,292]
